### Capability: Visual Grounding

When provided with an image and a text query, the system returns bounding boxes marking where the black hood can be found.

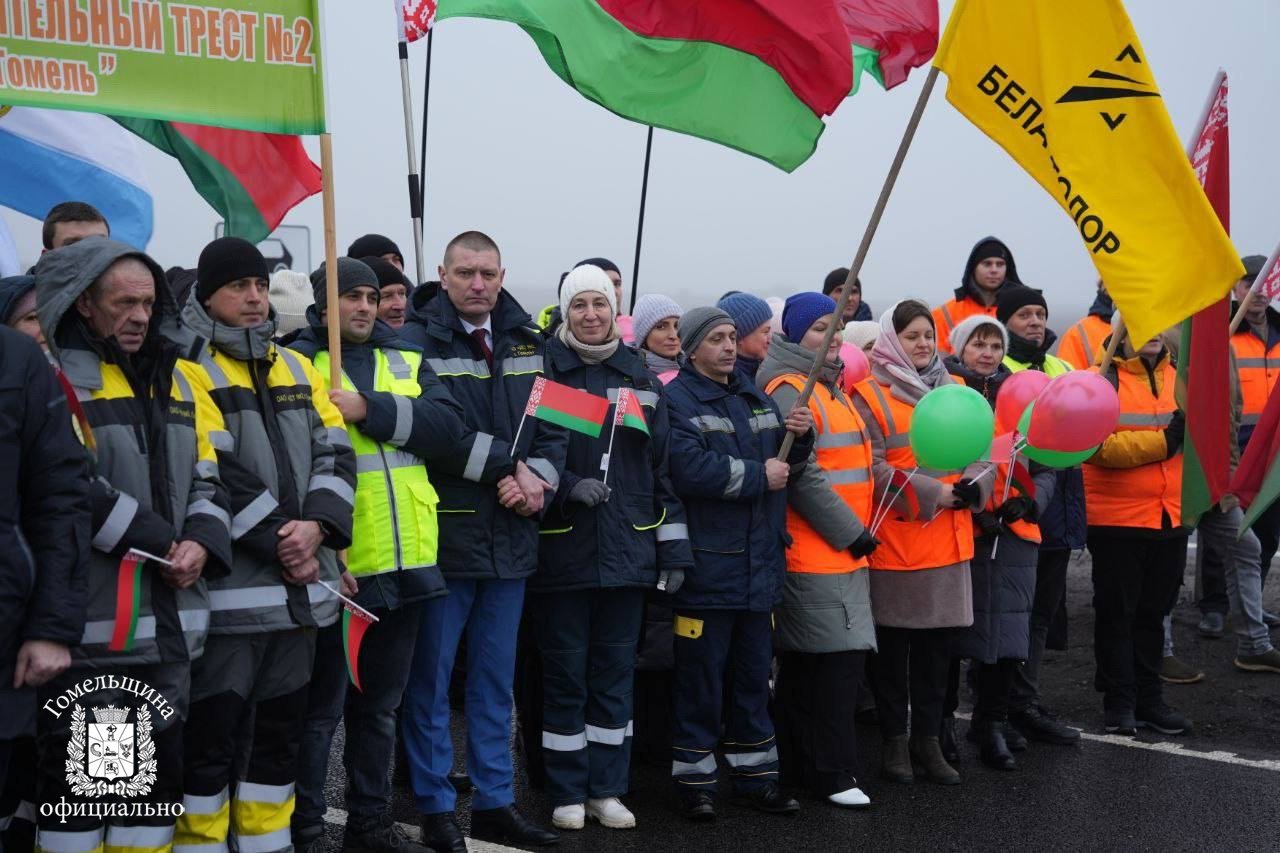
[1088,289,1115,319]
[0,275,36,324]
[955,235,1022,301]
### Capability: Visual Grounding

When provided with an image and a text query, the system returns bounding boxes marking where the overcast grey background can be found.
[4,0,1277,326]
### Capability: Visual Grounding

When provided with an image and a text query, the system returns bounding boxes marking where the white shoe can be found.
[828,787,871,809]
[586,797,636,829]
[551,803,585,830]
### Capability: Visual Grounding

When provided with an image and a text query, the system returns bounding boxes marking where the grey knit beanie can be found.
[632,293,682,349]
[679,307,734,355]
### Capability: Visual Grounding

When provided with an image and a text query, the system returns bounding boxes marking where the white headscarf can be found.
[869,300,953,404]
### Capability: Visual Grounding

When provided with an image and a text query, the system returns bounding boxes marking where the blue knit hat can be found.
[781,292,837,343]
[716,292,772,337]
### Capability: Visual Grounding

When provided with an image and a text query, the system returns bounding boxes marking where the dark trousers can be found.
[1196,511,1230,615]
[35,663,188,853]
[670,610,776,794]
[942,656,962,719]
[1010,548,1070,713]
[871,626,951,738]
[295,604,423,833]
[973,660,1018,722]
[180,629,316,853]
[775,650,864,797]
[1253,499,1280,588]
[529,588,645,807]
[1,736,36,853]
[1088,533,1188,712]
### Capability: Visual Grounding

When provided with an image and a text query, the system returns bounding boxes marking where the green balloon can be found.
[1018,404,1097,468]
[910,385,994,471]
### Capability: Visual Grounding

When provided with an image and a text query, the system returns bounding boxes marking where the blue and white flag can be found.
[0,216,19,277]
[0,107,153,250]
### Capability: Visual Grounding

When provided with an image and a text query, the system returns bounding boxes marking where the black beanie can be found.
[973,239,1009,264]
[196,237,269,303]
[1242,255,1266,280]
[996,285,1048,324]
[347,234,404,266]
[359,255,412,290]
[575,257,620,276]
[822,267,861,296]
[310,257,379,311]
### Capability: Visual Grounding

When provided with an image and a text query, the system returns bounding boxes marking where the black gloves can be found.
[997,496,1036,524]
[1164,410,1186,459]
[658,569,685,593]
[848,530,880,558]
[952,478,982,509]
[567,478,611,507]
[974,510,1003,538]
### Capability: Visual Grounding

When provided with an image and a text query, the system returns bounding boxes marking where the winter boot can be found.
[879,735,913,784]
[909,735,961,785]
[972,718,1016,771]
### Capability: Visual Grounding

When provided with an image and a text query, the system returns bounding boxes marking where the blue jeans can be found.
[1200,505,1273,656]
[294,604,423,832]
[402,578,525,814]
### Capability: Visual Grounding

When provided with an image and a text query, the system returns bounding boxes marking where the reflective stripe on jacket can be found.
[763,374,873,574]
[853,377,975,571]
[1056,314,1111,370]
[1083,355,1182,531]
[931,297,996,355]
[1231,330,1280,429]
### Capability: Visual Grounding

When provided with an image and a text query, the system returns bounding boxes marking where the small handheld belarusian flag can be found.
[342,605,375,692]
[525,376,611,437]
[109,550,149,652]
[614,388,650,435]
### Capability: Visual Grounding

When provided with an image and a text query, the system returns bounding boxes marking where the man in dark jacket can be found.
[822,267,873,322]
[399,231,567,851]
[663,307,813,821]
[288,259,467,852]
[34,237,234,853]
[0,327,90,850]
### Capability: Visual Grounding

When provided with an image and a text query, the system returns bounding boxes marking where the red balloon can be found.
[994,370,1051,435]
[839,342,870,393]
[1026,371,1121,452]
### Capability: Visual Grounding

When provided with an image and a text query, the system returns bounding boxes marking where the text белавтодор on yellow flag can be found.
[933,0,1242,348]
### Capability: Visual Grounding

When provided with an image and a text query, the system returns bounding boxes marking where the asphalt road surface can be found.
[318,550,1280,851]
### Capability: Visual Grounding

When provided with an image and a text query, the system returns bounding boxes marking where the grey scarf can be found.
[557,323,619,364]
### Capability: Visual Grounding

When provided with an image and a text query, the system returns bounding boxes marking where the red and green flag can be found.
[108,551,147,652]
[1009,459,1036,500]
[113,117,322,243]
[1229,382,1280,532]
[1179,72,1232,527]
[342,604,375,692]
[525,377,610,437]
[434,0,939,171]
[614,388,650,435]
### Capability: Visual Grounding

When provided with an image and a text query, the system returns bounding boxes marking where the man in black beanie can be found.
[173,239,357,853]
[932,236,1022,353]
[822,267,873,322]
[360,255,413,330]
[348,234,406,274]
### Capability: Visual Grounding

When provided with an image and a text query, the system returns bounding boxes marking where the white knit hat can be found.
[949,313,1008,357]
[559,264,617,319]
[269,269,313,337]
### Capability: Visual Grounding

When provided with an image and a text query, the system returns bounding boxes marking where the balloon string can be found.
[869,467,918,537]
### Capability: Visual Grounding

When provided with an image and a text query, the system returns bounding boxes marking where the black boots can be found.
[971,718,1017,771]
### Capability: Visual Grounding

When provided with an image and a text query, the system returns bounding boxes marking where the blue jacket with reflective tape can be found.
[399,289,569,580]
[664,364,811,612]
[532,338,693,593]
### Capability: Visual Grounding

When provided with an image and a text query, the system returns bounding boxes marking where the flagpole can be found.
[418,28,434,221]
[629,126,654,315]
[777,66,940,461]
[1230,241,1279,334]
[397,39,427,285]
[320,133,342,389]
[1096,315,1126,376]
[600,414,620,486]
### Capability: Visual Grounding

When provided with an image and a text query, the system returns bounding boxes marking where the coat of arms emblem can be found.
[66,704,156,797]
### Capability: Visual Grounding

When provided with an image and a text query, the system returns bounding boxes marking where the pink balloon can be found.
[995,370,1051,435]
[1027,371,1121,451]
[839,343,870,393]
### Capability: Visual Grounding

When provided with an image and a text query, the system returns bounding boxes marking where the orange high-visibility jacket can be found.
[854,377,975,570]
[1083,354,1182,530]
[1230,329,1280,432]
[1056,313,1112,370]
[932,296,996,355]
[765,375,874,574]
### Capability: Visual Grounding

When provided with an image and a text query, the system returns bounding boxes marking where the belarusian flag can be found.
[114,118,321,243]
[108,551,147,652]
[435,0,938,171]
[614,388,650,435]
[1230,382,1280,531]
[343,605,375,692]
[525,377,610,437]
[1009,459,1036,500]
[1179,72,1232,527]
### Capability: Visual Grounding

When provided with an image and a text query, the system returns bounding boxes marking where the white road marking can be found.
[323,807,527,852]
[957,712,1280,773]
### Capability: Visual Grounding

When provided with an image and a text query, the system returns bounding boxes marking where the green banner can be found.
[0,0,325,133]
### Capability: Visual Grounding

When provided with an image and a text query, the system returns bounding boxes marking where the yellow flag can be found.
[933,0,1243,348]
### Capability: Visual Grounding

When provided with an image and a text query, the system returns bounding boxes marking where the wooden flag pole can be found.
[1229,288,1257,335]
[1231,242,1280,333]
[1097,315,1126,376]
[320,133,342,389]
[777,66,940,461]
